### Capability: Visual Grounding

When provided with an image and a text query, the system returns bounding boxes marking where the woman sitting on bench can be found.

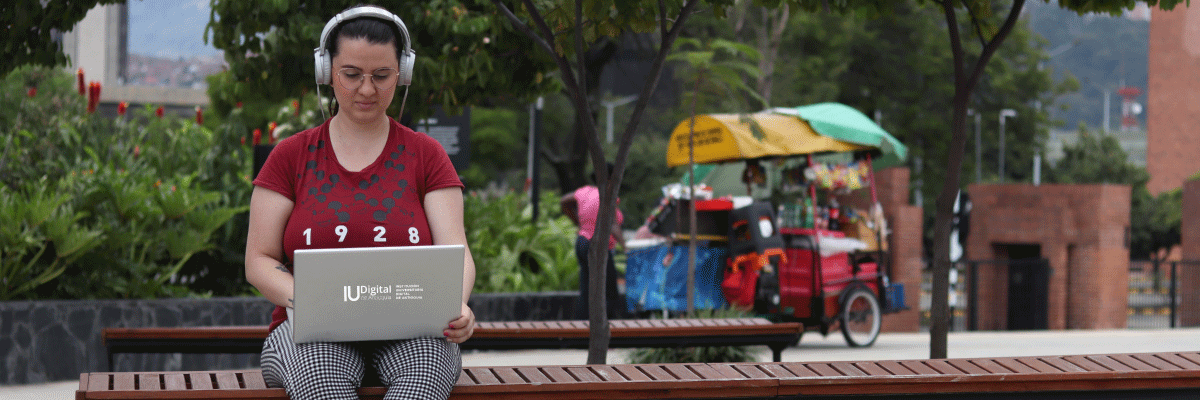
[245,5,476,400]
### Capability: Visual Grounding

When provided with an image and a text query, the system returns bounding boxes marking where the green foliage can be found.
[461,107,526,189]
[0,0,124,77]
[1,66,252,300]
[1047,127,1179,259]
[206,0,561,121]
[669,37,765,112]
[465,190,580,293]
[624,308,758,364]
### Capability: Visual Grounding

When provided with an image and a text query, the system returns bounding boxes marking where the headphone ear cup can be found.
[398,49,415,86]
[314,49,332,85]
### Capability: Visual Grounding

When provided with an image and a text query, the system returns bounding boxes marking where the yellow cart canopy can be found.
[666,113,870,167]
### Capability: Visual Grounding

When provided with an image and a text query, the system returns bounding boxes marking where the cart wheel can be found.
[840,287,881,347]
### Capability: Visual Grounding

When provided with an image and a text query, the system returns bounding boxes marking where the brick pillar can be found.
[1180,179,1200,326]
[1147,5,1200,194]
[872,167,922,333]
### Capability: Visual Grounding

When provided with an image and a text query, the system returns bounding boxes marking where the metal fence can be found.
[1128,259,1200,329]
[921,259,1198,331]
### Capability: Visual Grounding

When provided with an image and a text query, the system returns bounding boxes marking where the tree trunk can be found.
[931,0,1026,360]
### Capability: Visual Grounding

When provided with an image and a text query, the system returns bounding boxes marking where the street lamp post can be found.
[967,109,982,183]
[998,109,1017,183]
[602,96,637,143]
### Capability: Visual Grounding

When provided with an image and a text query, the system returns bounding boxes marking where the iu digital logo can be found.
[344,286,360,302]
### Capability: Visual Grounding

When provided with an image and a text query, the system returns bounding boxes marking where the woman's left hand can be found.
[444,302,475,343]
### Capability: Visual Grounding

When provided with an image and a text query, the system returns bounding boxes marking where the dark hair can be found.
[326,9,404,116]
[327,16,403,61]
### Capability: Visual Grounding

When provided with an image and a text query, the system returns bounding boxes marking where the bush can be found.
[1,66,250,300]
[465,190,579,293]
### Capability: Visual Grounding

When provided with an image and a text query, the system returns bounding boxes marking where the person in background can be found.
[244,6,474,400]
[560,163,626,319]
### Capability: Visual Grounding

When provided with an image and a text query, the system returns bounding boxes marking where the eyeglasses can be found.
[336,68,398,92]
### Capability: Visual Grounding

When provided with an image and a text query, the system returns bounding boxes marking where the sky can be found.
[127,0,220,59]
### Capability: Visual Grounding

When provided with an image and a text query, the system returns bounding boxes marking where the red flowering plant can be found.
[76,68,85,96]
[0,67,252,300]
[265,97,321,144]
[86,81,102,113]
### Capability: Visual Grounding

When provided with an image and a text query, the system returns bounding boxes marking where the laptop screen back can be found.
[291,244,464,343]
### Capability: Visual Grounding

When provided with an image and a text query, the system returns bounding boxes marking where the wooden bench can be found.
[102,318,803,371]
[77,351,1200,399]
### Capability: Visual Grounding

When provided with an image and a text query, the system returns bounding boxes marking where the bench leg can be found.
[770,344,785,362]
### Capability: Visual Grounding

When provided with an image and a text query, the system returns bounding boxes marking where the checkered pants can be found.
[261,319,461,400]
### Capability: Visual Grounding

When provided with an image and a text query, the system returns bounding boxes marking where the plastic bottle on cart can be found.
[829,198,840,231]
[803,198,814,228]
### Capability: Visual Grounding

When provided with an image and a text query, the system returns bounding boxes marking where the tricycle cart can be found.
[635,103,908,347]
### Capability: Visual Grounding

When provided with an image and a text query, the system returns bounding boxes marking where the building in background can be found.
[1147,4,1200,194]
[59,2,215,113]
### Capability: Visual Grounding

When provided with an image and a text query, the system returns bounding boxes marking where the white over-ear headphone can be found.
[313,6,416,87]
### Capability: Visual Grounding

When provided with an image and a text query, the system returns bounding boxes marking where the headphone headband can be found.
[314,6,415,86]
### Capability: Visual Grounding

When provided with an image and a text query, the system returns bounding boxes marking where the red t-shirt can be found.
[253,118,463,331]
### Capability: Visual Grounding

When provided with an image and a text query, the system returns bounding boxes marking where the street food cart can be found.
[627,103,908,347]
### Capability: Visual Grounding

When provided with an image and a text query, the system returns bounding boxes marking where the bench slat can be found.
[875,360,915,375]
[565,366,603,383]
[1112,353,1159,371]
[1158,353,1200,369]
[781,363,822,377]
[86,374,109,392]
[1085,355,1132,372]
[1063,355,1111,371]
[994,358,1040,374]
[187,372,213,390]
[138,373,161,390]
[538,366,577,383]
[1042,356,1089,372]
[946,359,991,375]
[635,365,677,381]
[513,367,555,384]
[466,368,502,385]
[851,361,893,376]
[827,361,869,377]
[214,372,240,389]
[242,371,268,389]
[728,364,771,379]
[113,373,134,390]
[924,359,963,375]
[163,374,187,390]
[489,367,526,384]
[610,364,653,382]
[900,360,942,375]
[1178,352,1200,367]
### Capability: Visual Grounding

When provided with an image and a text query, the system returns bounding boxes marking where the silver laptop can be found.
[291,245,465,343]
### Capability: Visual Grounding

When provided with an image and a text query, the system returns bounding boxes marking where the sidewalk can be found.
[8,328,1198,399]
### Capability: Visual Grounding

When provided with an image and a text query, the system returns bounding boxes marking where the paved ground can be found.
[8,327,1198,399]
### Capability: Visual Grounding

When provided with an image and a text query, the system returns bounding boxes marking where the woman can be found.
[245,6,475,400]
[560,163,626,319]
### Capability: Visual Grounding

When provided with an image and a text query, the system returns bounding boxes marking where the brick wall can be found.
[965,184,1130,330]
[873,167,923,333]
[1147,5,1200,194]
[838,167,922,332]
[1180,179,1200,326]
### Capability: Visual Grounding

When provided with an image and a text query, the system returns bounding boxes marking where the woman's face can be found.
[330,37,400,125]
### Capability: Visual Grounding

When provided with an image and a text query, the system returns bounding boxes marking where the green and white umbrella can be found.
[771,103,908,168]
